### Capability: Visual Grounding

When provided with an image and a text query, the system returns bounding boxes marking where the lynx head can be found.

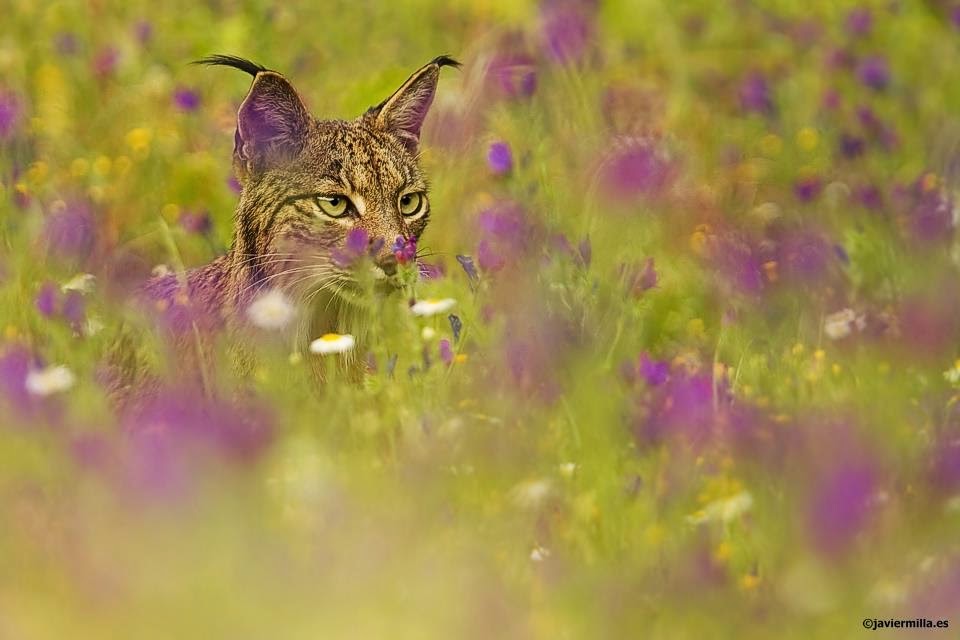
[197,54,459,293]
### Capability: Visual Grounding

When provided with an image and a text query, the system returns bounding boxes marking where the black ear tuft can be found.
[430,55,462,70]
[193,54,270,78]
[367,55,461,153]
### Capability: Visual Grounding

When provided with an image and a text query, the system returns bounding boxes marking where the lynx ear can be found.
[367,55,461,152]
[235,71,311,176]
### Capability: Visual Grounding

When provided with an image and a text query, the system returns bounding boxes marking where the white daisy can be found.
[410,298,456,317]
[25,365,76,397]
[61,273,96,293]
[823,308,857,340]
[151,264,172,278]
[530,545,551,562]
[944,360,960,385]
[309,333,356,355]
[510,478,553,510]
[247,289,295,330]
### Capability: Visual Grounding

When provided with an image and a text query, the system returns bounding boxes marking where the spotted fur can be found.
[145,55,459,336]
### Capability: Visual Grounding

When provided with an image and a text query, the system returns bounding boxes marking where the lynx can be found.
[141,55,459,357]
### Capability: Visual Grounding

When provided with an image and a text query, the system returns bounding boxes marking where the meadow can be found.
[2,0,960,637]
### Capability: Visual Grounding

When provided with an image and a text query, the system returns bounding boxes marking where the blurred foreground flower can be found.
[621,257,658,297]
[601,138,676,202]
[122,387,275,496]
[310,333,356,354]
[25,364,75,396]
[845,7,873,37]
[332,228,370,267]
[173,87,201,111]
[487,141,513,175]
[0,90,22,139]
[540,0,596,64]
[411,298,456,317]
[687,490,753,525]
[247,289,295,330]
[43,201,95,262]
[62,273,96,293]
[808,460,879,557]
[178,209,212,235]
[487,49,537,99]
[739,71,774,115]
[824,308,863,340]
[858,56,890,91]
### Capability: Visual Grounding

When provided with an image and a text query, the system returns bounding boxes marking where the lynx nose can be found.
[377,254,398,276]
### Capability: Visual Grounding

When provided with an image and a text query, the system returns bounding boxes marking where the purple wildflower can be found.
[635,372,717,447]
[121,387,274,497]
[839,132,866,159]
[0,91,22,141]
[475,201,536,272]
[0,91,22,140]
[178,209,211,235]
[345,227,370,256]
[439,339,454,365]
[487,141,513,175]
[92,47,120,78]
[330,229,369,268]
[637,353,669,386]
[477,239,505,272]
[418,262,444,279]
[602,139,675,201]
[134,19,153,45]
[808,461,877,557]
[845,7,873,37]
[456,255,479,284]
[777,231,833,283]
[479,203,526,237]
[392,236,417,265]
[44,202,96,262]
[448,314,462,342]
[953,6,960,29]
[856,184,883,210]
[621,257,658,297]
[173,87,201,112]
[857,55,890,91]
[707,232,765,295]
[488,52,537,99]
[541,0,595,64]
[227,175,242,194]
[35,282,58,317]
[794,176,823,202]
[739,71,774,115]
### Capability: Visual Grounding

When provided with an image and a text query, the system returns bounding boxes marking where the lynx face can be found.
[200,55,459,300]
[257,120,430,277]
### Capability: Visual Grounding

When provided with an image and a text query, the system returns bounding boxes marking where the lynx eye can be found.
[398,192,425,217]
[315,195,350,218]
